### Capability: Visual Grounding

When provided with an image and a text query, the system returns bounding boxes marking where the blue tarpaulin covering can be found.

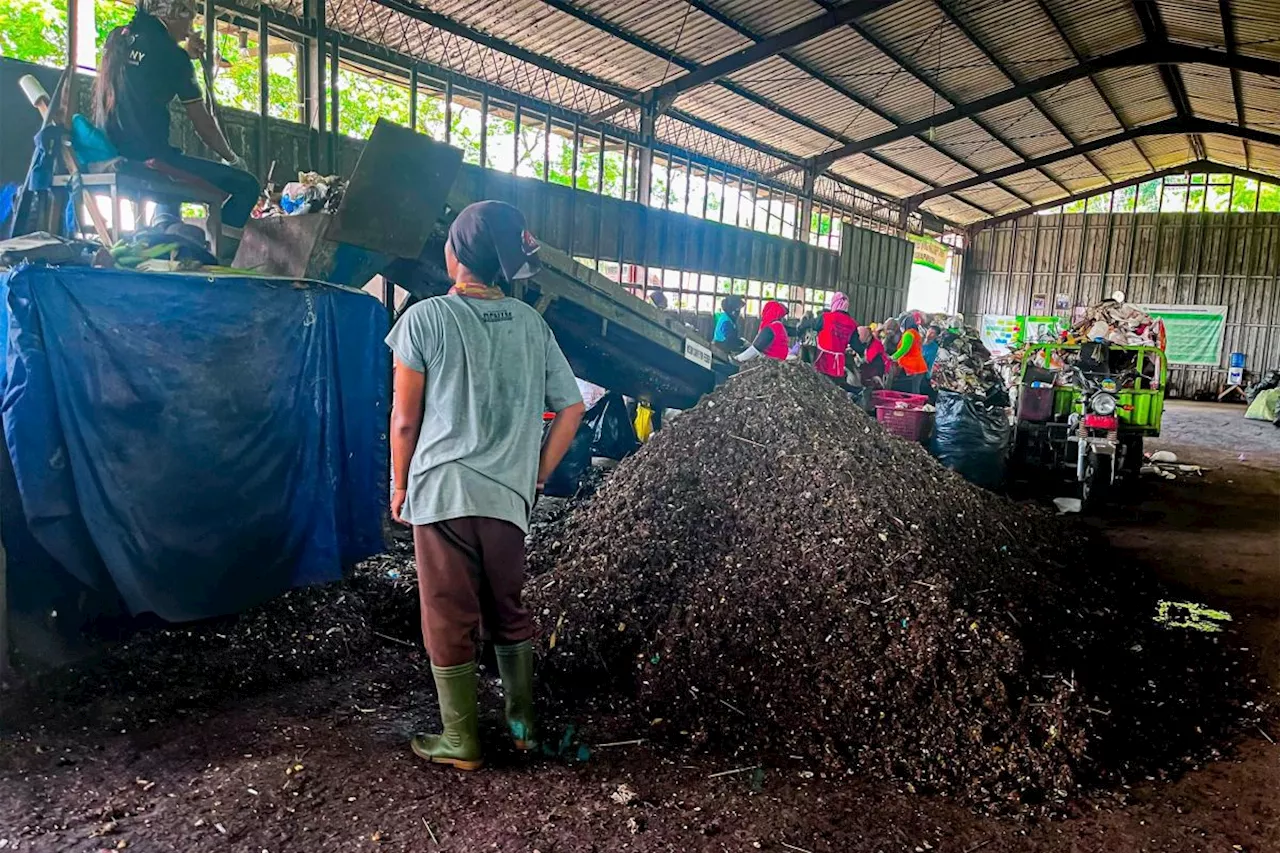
[0,265,387,622]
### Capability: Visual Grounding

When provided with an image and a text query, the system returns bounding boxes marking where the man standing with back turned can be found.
[386,201,585,770]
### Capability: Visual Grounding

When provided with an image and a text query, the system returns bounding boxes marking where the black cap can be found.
[446,201,541,285]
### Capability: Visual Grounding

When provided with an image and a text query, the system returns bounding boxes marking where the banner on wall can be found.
[908,234,949,273]
[1139,304,1228,366]
[980,314,1020,356]
[979,314,1066,356]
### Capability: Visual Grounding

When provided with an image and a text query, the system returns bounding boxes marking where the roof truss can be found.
[971,159,1280,230]
[911,118,1280,205]
[811,43,1280,171]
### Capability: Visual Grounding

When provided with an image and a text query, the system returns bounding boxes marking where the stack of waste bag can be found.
[927,324,1010,486]
[526,361,1248,814]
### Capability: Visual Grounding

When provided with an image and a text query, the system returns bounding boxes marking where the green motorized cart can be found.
[1010,342,1167,509]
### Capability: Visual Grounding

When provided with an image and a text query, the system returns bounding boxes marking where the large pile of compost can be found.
[526,361,1247,812]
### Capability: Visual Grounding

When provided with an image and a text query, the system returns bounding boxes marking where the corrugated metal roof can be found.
[996,170,1068,204]
[1094,67,1177,126]
[675,86,838,155]
[919,196,988,224]
[926,118,1022,173]
[1204,134,1247,167]
[874,137,979,186]
[1089,142,1159,178]
[1136,134,1196,168]
[1038,0,1145,59]
[1030,77,1126,143]
[1043,154,1110,192]
[953,185,1023,213]
[858,0,1012,102]
[788,26,944,124]
[973,99,1073,158]
[831,153,931,197]
[1239,70,1280,129]
[1155,0,1222,48]
[1250,141,1280,174]
[1231,0,1280,63]
[701,0,824,37]
[1183,64,1241,124]
[304,0,1280,227]
[720,55,892,149]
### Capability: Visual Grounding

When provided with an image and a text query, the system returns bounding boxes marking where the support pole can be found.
[636,105,655,207]
[258,8,269,176]
[66,0,78,111]
[408,66,418,133]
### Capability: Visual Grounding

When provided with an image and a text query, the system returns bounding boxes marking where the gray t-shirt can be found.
[386,294,582,532]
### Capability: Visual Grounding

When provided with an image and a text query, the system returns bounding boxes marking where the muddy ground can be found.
[0,403,1276,853]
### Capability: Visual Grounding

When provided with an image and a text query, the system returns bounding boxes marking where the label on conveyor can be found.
[684,338,713,370]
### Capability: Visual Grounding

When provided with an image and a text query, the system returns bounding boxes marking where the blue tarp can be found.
[0,265,387,622]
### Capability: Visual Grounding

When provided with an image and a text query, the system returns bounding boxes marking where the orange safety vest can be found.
[896,328,928,375]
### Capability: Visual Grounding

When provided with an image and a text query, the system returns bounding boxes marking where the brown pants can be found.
[412,518,533,667]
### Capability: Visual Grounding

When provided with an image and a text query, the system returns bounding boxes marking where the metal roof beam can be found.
[369,0,637,104]
[929,0,1116,184]
[969,159,1221,231]
[911,118,1280,204]
[970,158,1280,230]
[812,0,1070,198]
[1031,0,1155,174]
[532,0,979,199]
[1220,0,1250,170]
[672,0,1038,207]
[812,42,1280,170]
[1132,0,1205,160]
[640,0,901,106]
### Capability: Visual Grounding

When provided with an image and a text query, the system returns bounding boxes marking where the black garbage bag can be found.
[585,392,640,460]
[541,419,593,498]
[1245,369,1280,403]
[930,390,1010,490]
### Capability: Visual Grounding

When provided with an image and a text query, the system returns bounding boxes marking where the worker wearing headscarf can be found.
[856,324,890,387]
[91,0,259,227]
[735,300,791,362]
[713,295,746,351]
[891,315,930,394]
[386,201,586,770]
[813,292,857,383]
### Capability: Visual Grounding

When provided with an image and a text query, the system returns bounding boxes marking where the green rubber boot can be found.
[410,661,483,770]
[495,640,538,751]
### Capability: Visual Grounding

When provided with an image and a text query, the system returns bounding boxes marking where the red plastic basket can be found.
[870,390,929,410]
[876,405,932,442]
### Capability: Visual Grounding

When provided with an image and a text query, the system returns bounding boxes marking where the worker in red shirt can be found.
[813,292,857,385]
[734,300,791,362]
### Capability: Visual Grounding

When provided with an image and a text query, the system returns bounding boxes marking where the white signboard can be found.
[683,338,713,370]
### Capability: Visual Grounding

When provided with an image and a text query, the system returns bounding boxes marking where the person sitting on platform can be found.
[92,0,260,229]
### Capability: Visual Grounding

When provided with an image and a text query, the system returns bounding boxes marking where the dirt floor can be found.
[0,402,1276,853]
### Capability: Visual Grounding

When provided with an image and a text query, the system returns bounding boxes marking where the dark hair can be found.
[722,295,744,313]
[92,24,132,127]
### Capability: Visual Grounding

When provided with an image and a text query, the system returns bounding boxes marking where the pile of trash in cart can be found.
[526,360,1251,814]
[254,171,348,217]
[1065,299,1165,347]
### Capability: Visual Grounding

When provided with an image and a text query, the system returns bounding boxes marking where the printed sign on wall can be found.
[1139,304,1228,366]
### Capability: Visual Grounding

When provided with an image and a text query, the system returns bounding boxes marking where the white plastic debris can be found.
[1150,450,1178,463]
[1053,497,1082,514]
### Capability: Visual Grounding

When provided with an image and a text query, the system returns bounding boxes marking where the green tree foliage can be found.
[0,0,133,66]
